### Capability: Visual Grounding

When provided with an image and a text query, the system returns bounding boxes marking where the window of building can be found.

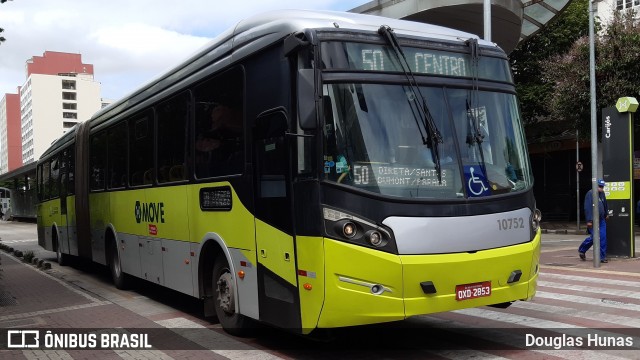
[617,0,639,9]
[62,92,77,100]
[156,91,189,183]
[63,112,78,119]
[63,103,77,110]
[62,80,76,90]
[63,122,77,128]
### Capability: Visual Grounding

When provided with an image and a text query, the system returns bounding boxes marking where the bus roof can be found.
[89,10,493,122]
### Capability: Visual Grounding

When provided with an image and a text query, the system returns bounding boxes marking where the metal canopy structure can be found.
[351,0,573,53]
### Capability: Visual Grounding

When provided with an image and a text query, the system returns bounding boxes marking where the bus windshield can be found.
[322,83,532,199]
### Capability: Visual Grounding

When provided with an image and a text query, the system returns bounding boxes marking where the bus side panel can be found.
[36,203,48,250]
[188,182,258,308]
[188,182,256,250]
[89,192,110,265]
[318,239,405,328]
[229,248,259,320]
[41,199,61,252]
[402,233,541,316]
[146,186,193,295]
[295,235,325,334]
[110,190,144,278]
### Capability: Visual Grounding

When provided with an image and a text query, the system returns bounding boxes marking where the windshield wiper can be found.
[378,25,443,183]
[465,38,487,169]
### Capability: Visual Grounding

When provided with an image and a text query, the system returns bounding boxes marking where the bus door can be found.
[253,109,302,330]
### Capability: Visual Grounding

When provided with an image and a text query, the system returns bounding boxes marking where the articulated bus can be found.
[37,10,541,336]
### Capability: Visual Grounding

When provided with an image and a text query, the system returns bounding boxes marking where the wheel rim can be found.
[216,269,235,315]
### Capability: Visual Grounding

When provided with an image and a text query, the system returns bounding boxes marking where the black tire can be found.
[213,253,253,336]
[109,240,130,289]
[54,233,68,266]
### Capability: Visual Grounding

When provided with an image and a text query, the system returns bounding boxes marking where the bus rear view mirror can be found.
[297,69,317,130]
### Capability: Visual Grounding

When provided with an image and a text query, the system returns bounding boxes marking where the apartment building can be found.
[3,51,101,167]
[597,0,640,25]
[0,92,21,173]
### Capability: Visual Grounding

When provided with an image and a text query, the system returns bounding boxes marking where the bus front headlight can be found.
[531,208,542,233]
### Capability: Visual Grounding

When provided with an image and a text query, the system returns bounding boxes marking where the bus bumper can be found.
[317,230,541,328]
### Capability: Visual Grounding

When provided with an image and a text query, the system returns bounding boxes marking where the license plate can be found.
[455,281,491,301]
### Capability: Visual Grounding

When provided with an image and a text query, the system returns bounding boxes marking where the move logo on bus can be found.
[135,201,165,224]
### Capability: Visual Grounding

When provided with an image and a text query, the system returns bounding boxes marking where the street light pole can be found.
[484,0,491,41]
[589,0,601,268]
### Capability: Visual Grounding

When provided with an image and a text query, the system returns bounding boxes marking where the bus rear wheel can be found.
[109,240,130,290]
[54,233,68,266]
[56,242,68,266]
[213,253,253,336]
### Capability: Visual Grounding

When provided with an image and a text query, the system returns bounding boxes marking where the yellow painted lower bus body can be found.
[299,230,540,330]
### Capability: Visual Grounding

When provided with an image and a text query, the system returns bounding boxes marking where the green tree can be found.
[509,0,590,132]
[543,9,640,137]
[1,0,11,44]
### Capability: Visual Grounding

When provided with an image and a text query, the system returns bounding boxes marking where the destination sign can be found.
[352,163,453,189]
[321,42,512,82]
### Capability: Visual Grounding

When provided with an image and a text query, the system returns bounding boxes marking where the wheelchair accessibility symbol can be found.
[464,166,490,197]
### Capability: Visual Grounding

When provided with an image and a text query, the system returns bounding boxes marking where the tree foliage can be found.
[1,0,11,44]
[543,9,640,138]
[509,0,590,128]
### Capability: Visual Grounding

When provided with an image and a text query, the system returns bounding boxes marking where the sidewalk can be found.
[541,220,640,235]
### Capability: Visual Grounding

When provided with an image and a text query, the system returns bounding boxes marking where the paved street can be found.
[2,220,640,359]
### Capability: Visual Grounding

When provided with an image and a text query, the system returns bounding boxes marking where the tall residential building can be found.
[19,51,101,164]
[597,0,640,26]
[0,92,22,173]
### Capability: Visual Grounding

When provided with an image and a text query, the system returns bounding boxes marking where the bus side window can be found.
[193,67,244,178]
[108,122,127,189]
[129,111,155,186]
[89,132,107,191]
[157,91,189,183]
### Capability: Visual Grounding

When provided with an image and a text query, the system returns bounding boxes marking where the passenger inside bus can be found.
[195,101,243,177]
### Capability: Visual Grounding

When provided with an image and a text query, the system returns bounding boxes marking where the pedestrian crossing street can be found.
[16,265,640,359]
[416,265,640,359]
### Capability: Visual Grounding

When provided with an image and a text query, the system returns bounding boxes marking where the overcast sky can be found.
[0,0,366,101]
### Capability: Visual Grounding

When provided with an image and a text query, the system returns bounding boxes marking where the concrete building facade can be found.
[0,92,22,173]
[597,0,640,26]
[18,51,101,165]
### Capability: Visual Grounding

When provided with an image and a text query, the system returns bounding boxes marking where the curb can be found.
[541,228,583,235]
[0,243,53,270]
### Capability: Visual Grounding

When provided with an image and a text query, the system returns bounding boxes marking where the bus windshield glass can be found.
[322,83,532,199]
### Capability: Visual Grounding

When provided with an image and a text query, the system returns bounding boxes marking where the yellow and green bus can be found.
[37,10,541,336]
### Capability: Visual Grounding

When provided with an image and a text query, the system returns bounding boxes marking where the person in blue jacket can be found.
[579,179,609,263]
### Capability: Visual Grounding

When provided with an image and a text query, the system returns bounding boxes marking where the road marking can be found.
[156,317,285,359]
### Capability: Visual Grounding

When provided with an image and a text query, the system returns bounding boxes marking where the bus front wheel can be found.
[212,253,253,336]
